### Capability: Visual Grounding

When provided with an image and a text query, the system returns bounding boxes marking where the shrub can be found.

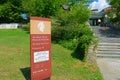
[52,23,94,61]
[59,39,78,50]
[75,35,93,61]
[51,3,93,61]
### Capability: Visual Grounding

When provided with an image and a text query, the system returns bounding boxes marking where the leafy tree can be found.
[0,0,8,4]
[22,0,66,17]
[0,0,92,23]
[110,0,120,22]
[55,2,91,26]
[52,1,93,61]
[0,0,24,23]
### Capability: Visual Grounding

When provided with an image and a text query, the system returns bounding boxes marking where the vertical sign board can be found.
[30,17,51,80]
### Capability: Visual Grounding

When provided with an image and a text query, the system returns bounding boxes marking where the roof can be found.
[90,12,106,19]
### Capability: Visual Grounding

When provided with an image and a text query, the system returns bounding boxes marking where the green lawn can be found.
[0,29,103,80]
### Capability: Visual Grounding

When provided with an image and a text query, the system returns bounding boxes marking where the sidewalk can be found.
[97,58,120,80]
[91,26,120,80]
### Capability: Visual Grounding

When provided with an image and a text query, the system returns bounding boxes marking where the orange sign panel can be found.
[30,17,51,80]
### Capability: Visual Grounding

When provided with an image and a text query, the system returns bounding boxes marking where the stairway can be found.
[91,26,120,80]
[97,42,120,58]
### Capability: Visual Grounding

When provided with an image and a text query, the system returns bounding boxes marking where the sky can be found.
[89,0,110,12]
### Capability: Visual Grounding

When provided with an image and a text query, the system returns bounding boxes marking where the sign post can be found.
[30,17,51,80]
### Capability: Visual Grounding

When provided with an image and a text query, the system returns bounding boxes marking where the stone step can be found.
[97,53,120,56]
[98,51,120,54]
[97,54,120,58]
[98,48,120,51]
[98,46,120,49]
[98,38,120,43]
[98,43,120,46]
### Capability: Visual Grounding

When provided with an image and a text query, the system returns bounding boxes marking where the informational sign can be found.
[34,51,49,63]
[30,17,51,80]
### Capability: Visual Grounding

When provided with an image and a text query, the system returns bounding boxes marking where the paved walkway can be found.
[91,26,120,80]
[97,58,120,80]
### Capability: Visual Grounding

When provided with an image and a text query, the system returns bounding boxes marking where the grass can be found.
[0,29,103,80]
[0,29,30,80]
[51,44,103,80]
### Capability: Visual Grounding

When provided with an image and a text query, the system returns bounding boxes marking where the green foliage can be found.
[0,1,23,23]
[0,0,93,61]
[59,39,78,50]
[52,2,93,61]
[0,0,8,4]
[74,24,93,61]
[23,0,66,17]
[56,3,90,26]
[52,25,80,42]
[52,24,93,62]
[110,0,120,22]
[75,34,93,61]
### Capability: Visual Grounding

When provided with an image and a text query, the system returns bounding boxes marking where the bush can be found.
[52,23,93,61]
[52,3,93,61]
[59,39,78,50]
[52,25,79,42]
[75,35,93,61]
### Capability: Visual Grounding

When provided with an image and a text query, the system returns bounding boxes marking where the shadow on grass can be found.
[71,44,85,61]
[71,51,85,61]
[20,67,30,80]
[20,67,51,80]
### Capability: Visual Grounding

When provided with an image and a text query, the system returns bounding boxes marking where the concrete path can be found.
[97,58,120,80]
[91,26,120,80]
